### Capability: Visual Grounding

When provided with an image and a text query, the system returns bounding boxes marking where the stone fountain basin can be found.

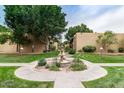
[46,57,73,63]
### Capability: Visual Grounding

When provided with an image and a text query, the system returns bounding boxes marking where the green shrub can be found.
[73,58,82,63]
[82,45,96,52]
[118,48,124,53]
[68,48,76,54]
[49,64,59,71]
[73,54,82,63]
[55,62,61,67]
[65,46,70,52]
[78,49,82,53]
[71,54,87,71]
[65,47,76,54]
[45,64,49,68]
[49,61,60,71]
[38,58,46,66]
[70,62,87,71]
[108,49,115,53]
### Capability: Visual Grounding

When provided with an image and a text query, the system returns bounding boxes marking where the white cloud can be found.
[66,6,124,33]
[66,5,109,27]
[87,6,124,33]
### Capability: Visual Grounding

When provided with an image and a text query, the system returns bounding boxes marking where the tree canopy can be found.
[4,5,67,51]
[0,25,12,44]
[96,31,117,52]
[0,25,11,32]
[65,23,93,41]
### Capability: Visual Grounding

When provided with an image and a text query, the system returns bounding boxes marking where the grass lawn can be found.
[0,51,59,63]
[83,67,124,88]
[80,53,124,63]
[0,67,53,88]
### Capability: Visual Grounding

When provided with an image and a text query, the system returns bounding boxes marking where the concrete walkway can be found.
[15,59,107,88]
[54,75,85,88]
[1,60,124,88]
[95,63,124,66]
[0,63,29,66]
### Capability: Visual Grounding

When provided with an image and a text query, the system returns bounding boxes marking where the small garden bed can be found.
[35,54,87,71]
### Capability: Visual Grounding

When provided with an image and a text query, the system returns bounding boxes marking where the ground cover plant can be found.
[83,67,124,88]
[0,67,53,88]
[49,63,60,71]
[70,53,87,71]
[68,48,76,54]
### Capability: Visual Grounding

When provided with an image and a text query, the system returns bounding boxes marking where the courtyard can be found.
[0,5,124,88]
[0,51,124,88]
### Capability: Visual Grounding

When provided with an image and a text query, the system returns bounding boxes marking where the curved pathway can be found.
[15,59,107,88]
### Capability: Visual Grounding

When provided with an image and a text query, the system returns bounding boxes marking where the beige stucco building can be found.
[0,42,17,53]
[0,41,46,53]
[73,32,124,52]
[0,40,58,53]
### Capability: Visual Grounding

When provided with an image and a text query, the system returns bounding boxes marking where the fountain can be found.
[57,47,73,67]
[43,46,73,71]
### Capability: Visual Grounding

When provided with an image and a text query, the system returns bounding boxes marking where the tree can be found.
[0,34,10,44]
[32,6,67,51]
[96,31,117,52]
[4,6,32,52]
[65,23,93,47]
[0,25,12,44]
[120,39,124,47]
[65,23,93,41]
[4,5,67,52]
[0,25,11,32]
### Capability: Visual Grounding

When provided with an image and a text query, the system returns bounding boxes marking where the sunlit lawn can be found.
[80,53,124,63]
[0,67,53,88]
[83,67,124,88]
[0,51,59,63]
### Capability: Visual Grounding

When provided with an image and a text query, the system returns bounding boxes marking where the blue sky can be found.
[61,5,124,33]
[62,5,121,26]
[0,5,124,33]
[0,6,5,25]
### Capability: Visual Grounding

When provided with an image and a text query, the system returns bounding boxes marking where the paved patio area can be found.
[0,57,124,88]
[15,59,107,88]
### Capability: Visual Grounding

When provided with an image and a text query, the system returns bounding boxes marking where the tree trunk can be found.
[46,37,50,52]
[16,44,19,52]
[17,44,21,53]
[103,45,107,53]
[31,28,35,53]
[32,42,35,53]
[18,44,20,53]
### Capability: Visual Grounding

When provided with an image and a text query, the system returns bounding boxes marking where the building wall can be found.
[22,42,46,53]
[0,41,46,53]
[0,42,17,53]
[110,34,124,51]
[73,32,124,52]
